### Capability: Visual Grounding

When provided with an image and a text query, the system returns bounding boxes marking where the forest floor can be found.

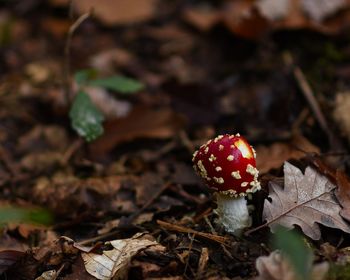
[2,1,350,279]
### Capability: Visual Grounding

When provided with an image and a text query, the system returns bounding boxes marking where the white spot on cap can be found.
[219,189,237,197]
[227,155,234,161]
[215,166,222,172]
[219,145,224,151]
[246,164,258,176]
[214,135,224,143]
[235,133,240,137]
[209,154,217,162]
[197,160,208,179]
[192,150,198,161]
[204,147,209,154]
[241,182,248,187]
[213,177,224,184]
[231,171,241,179]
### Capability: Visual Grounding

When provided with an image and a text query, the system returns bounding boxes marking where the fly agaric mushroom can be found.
[192,134,260,235]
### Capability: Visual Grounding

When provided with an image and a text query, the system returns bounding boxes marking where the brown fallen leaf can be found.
[256,135,320,173]
[74,0,158,25]
[32,175,125,217]
[255,250,329,280]
[82,233,163,280]
[0,250,25,275]
[333,92,350,144]
[89,106,185,157]
[263,162,350,240]
[65,255,96,280]
[335,170,350,222]
[184,0,350,39]
[182,6,221,31]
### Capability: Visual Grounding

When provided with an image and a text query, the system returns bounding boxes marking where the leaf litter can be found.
[3,0,350,279]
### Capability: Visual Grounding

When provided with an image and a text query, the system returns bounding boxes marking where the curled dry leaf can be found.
[74,0,158,25]
[82,233,164,280]
[35,270,57,280]
[33,175,124,217]
[255,250,329,280]
[263,162,350,240]
[89,106,185,157]
[255,135,320,173]
[335,170,350,222]
[84,86,132,119]
[184,0,350,38]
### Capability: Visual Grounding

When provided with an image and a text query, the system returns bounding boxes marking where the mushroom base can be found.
[215,193,251,236]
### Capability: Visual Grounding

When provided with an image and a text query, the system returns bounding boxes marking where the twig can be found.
[157,220,229,245]
[63,11,91,103]
[183,233,195,277]
[121,182,172,225]
[0,145,20,176]
[204,216,234,260]
[61,138,83,164]
[179,130,195,153]
[196,247,209,279]
[283,52,338,148]
[77,230,121,246]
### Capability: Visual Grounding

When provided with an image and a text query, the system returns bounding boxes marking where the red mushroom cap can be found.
[192,134,260,197]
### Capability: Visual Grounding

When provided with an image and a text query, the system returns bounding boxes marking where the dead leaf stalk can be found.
[63,10,91,103]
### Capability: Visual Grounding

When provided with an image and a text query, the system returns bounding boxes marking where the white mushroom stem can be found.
[215,193,251,236]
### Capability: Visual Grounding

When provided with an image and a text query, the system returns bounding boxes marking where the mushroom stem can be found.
[215,193,251,236]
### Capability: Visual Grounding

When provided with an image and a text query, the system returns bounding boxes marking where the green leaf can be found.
[0,206,53,226]
[74,69,98,85]
[69,91,104,142]
[88,75,144,94]
[272,226,314,280]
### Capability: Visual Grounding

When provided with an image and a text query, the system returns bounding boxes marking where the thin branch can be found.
[157,220,229,245]
[283,52,340,149]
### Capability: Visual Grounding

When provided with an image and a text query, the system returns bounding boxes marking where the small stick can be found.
[183,233,195,277]
[61,138,83,164]
[121,182,171,225]
[283,52,337,148]
[157,220,229,245]
[196,247,209,279]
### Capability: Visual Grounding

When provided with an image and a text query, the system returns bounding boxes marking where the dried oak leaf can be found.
[263,162,350,240]
[82,233,164,280]
[255,250,329,280]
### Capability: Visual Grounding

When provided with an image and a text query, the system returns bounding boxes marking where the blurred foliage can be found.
[0,206,53,226]
[272,226,314,280]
